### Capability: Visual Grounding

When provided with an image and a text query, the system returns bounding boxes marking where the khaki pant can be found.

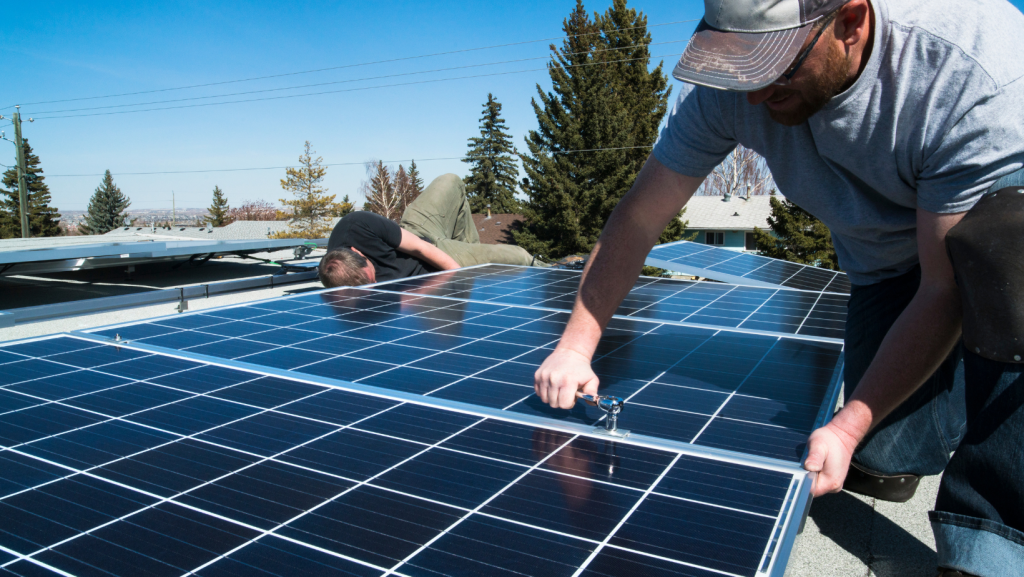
[400,174,534,267]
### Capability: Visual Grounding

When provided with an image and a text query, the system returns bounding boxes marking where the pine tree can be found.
[464,94,521,213]
[206,186,230,226]
[407,160,424,202]
[79,170,131,235]
[334,194,354,218]
[0,139,62,238]
[514,0,671,258]
[276,141,344,238]
[753,196,840,270]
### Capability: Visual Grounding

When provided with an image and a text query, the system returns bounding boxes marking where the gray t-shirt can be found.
[653,0,1024,285]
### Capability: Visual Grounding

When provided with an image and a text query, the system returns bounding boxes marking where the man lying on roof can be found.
[318,174,535,287]
[532,0,1024,575]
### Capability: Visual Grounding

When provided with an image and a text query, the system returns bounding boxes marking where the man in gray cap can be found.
[533,0,1024,574]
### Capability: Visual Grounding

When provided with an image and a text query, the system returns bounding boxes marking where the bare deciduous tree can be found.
[696,144,775,198]
[227,200,278,221]
[361,160,404,222]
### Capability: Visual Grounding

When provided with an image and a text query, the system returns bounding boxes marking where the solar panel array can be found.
[369,265,847,341]
[87,274,844,463]
[0,263,846,576]
[645,240,851,295]
[0,335,809,577]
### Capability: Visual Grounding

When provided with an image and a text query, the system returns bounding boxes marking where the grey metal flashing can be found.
[70,331,807,476]
[0,270,317,327]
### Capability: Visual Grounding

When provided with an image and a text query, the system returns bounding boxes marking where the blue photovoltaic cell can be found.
[83,286,839,463]
[0,335,804,577]
[369,264,846,340]
[646,239,852,294]
[85,285,843,463]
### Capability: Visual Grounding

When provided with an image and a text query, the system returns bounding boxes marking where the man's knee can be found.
[424,174,466,197]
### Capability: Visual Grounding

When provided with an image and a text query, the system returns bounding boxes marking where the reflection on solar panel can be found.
[1,335,810,577]
[86,280,844,463]
[646,240,851,295]
[372,265,846,340]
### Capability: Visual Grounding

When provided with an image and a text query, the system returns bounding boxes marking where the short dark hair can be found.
[318,248,371,287]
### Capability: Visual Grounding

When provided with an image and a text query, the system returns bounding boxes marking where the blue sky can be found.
[6,0,1024,214]
[4,0,704,213]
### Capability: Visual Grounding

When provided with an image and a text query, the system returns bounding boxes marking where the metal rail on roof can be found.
[0,238,326,276]
[0,268,319,328]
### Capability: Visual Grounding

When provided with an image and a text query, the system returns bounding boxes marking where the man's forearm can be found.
[555,157,705,360]
[417,243,460,270]
[832,284,962,443]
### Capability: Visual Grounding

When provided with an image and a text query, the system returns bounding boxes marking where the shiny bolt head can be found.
[1016,355,1022,362]
[1018,189,1024,194]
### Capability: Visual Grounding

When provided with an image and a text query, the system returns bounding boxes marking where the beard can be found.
[767,39,851,126]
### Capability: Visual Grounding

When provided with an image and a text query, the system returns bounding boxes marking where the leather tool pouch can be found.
[946,186,1024,363]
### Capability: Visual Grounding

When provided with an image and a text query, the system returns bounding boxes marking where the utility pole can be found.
[12,107,31,238]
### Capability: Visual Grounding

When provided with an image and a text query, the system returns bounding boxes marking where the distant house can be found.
[680,194,778,251]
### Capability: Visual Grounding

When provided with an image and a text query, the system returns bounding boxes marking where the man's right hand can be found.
[534,348,600,409]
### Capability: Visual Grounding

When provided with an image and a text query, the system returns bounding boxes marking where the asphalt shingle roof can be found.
[683,195,780,230]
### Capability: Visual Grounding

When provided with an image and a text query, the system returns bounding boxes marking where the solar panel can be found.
[1,334,811,577]
[0,239,318,276]
[85,283,844,463]
[371,265,847,341]
[645,240,851,295]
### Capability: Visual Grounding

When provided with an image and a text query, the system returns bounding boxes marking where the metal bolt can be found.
[1015,355,1022,362]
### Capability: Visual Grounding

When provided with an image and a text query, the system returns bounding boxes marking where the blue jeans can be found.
[844,265,966,476]
[930,352,1024,575]
[927,170,1024,576]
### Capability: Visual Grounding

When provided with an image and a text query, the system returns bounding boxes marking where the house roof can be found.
[682,195,780,231]
[100,218,343,241]
[472,213,524,245]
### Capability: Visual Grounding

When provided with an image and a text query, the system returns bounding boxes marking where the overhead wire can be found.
[45,146,656,177]
[31,51,684,120]
[4,19,698,109]
[27,40,688,115]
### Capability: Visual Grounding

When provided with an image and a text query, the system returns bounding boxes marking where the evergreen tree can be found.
[334,194,354,218]
[206,185,230,226]
[0,139,62,238]
[79,170,131,235]
[275,141,344,238]
[407,160,424,202]
[753,196,840,270]
[464,94,521,213]
[514,0,671,258]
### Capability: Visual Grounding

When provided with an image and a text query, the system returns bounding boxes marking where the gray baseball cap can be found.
[674,0,850,91]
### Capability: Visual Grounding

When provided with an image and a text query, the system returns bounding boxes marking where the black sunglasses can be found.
[773,13,838,86]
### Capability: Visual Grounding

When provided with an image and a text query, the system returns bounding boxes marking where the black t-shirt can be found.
[326,211,433,282]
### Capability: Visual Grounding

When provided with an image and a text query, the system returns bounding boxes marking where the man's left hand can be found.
[804,420,861,497]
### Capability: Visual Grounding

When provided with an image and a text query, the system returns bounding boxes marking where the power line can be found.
[46,146,656,177]
[27,40,687,115]
[5,19,697,110]
[31,52,683,120]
